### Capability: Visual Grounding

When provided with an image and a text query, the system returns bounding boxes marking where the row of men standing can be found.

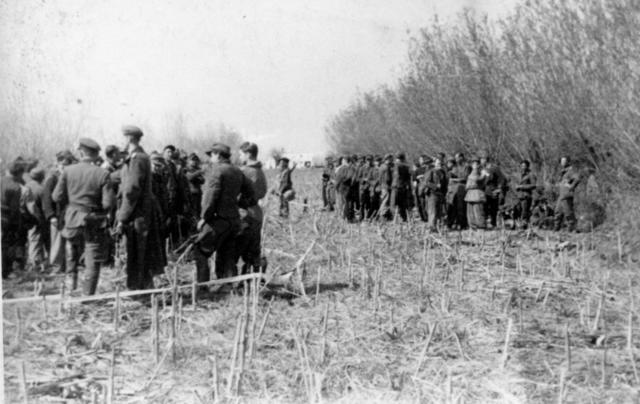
[321,152,580,231]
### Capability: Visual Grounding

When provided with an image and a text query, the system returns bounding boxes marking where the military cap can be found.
[205,143,231,158]
[78,137,101,152]
[375,155,383,162]
[29,167,45,181]
[280,157,290,163]
[56,149,75,162]
[396,152,406,160]
[164,144,176,152]
[240,142,259,156]
[105,145,119,157]
[122,125,143,138]
[7,159,25,176]
[423,156,434,165]
[384,153,393,160]
[188,153,200,162]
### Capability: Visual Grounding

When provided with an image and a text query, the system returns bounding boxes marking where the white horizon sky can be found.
[0,0,513,155]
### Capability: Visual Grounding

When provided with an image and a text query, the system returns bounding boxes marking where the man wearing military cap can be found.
[195,143,255,288]
[368,156,383,216]
[2,159,27,278]
[52,138,114,294]
[117,126,167,291]
[357,155,374,220]
[412,155,429,222]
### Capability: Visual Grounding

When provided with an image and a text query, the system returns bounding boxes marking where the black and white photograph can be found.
[1,0,639,402]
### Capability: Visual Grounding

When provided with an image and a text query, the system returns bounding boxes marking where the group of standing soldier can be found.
[321,151,581,232]
[1,126,269,299]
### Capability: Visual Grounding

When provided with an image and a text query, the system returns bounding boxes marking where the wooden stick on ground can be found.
[501,318,513,369]
[19,361,28,404]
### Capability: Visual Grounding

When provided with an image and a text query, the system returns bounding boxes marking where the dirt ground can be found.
[3,168,639,403]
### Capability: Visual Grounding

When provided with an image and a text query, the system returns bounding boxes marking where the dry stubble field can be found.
[2,168,640,403]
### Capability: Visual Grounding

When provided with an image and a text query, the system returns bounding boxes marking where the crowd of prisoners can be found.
[318,152,582,232]
[1,125,588,299]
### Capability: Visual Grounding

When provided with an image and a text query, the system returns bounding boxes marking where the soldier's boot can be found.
[83,264,101,295]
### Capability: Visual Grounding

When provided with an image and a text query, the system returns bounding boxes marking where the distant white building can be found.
[264,152,324,169]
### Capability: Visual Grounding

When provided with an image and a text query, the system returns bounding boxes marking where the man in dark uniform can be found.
[150,152,170,239]
[236,142,268,274]
[194,143,255,286]
[185,153,205,219]
[554,156,580,231]
[514,159,537,229]
[2,159,26,278]
[391,152,411,221]
[117,126,167,290]
[162,145,188,245]
[422,156,449,232]
[321,157,336,212]
[52,138,114,294]
[42,150,75,273]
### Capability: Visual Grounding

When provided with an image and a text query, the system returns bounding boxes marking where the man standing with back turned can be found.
[52,138,113,295]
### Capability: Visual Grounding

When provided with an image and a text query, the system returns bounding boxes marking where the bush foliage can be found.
[326,0,640,185]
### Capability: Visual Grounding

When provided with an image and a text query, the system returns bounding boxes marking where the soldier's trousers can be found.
[65,228,106,295]
[391,188,408,222]
[49,223,65,271]
[515,197,533,225]
[322,182,335,211]
[485,195,500,228]
[379,189,392,220]
[426,193,444,231]
[415,190,427,222]
[359,187,372,219]
[236,217,262,274]
[27,224,47,268]
[554,197,576,231]
[370,191,381,218]
[2,223,24,278]
[447,188,468,229]
[194,218,239,283]
[124,218,154,290]
[279,196,290,218]
[337,189,355,222]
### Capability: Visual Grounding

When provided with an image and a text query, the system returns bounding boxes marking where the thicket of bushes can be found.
[326,0,640,189]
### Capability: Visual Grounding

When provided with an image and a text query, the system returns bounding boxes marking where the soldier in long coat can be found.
[447,153,471,229]
[421,156,449,232]
[378,155,394,220]
[117,126,167,290]
[194,143,255,286]
[334,156,356,222]
[514,160,537,228]
[52,138,114,294]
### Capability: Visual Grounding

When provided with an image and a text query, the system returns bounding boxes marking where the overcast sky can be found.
[0,0,513,154]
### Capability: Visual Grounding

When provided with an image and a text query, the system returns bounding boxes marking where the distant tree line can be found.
[326,0,640,187]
